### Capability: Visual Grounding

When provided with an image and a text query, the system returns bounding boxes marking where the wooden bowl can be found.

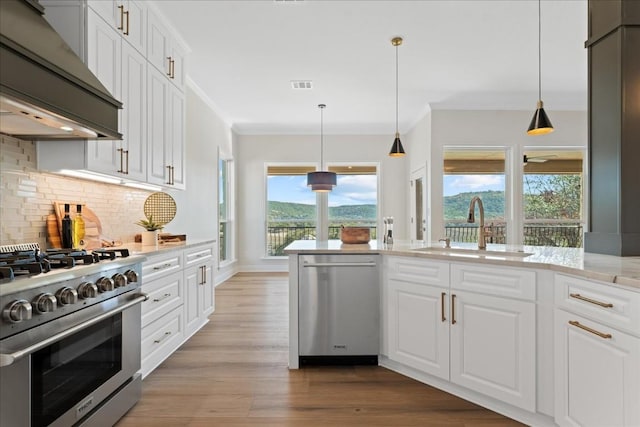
[340,227,371,244]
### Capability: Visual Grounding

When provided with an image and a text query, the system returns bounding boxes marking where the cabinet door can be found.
[86,8,121,174]
[201,262,215,317]
[147,9,170,75]
[147,66,169,186]
[554,310,640,427]
[120,41,147,181]
[88,0,118,29]
[167,86,185,188]
[121,0,146,54]
[450,292,536,411]
[387,279,449,380]
[184,265,204,337]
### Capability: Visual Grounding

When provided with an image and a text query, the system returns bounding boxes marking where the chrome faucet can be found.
[467,196,486,249]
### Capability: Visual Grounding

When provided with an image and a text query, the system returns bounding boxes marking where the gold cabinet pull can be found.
[167,57,173,77]
[441,292,446,322]
[170,165,175,185]
[118,5,124,31]
[124,149,129,174]
[451,294,457,325]
[568,320,612,339]
[152,293,171,303]
[117,147,125,173]
[124,9,130,35]
[170,59,175,79]
[569,293,613,308]
[166,165,172,185]
[153,331,171,344]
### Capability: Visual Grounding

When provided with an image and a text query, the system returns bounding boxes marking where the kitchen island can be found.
[285,240,640,427]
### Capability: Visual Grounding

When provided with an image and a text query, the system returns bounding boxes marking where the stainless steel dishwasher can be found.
[298,254,380,364]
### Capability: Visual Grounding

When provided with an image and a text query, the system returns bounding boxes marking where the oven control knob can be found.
[56,287,78,305]
[78,282,98,299]
[112,273,128,288]
[96,277,115,292]
[125,269,138,283]
[33,293,57,314]
[3,299,32,323]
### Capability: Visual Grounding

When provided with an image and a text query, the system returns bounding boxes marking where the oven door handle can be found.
[0,293,148,367]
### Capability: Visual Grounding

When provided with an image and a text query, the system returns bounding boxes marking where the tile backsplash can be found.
[1,134,151,248]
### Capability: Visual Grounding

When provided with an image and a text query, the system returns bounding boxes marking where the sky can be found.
[268,174,377,206]
[443,175,505,197]
[269,174,508,205]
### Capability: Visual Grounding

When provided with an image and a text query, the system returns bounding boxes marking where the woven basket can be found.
[340,227,371,244]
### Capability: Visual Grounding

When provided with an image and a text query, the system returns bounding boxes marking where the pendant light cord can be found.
[319,104,325,169]
[395,43,399,134]
[538,0,541,102]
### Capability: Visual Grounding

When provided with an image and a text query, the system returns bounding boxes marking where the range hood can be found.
[0,0,121,140]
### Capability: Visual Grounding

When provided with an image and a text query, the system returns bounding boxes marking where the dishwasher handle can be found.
[302,262,378,268]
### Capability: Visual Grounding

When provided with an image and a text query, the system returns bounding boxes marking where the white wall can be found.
[168,80,237,282]
[235,134,407,272]
[404,109,588,244]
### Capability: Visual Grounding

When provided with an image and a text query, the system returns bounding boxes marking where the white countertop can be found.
[117,238,217,256]
[284,240,640,291]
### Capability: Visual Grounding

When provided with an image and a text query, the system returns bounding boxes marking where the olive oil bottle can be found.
[61,203,73,249]
[72,204,85,249]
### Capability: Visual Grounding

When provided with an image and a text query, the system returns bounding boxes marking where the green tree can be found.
[524,175,581,219]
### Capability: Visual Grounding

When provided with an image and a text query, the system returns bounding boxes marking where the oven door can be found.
[0,292,145,427]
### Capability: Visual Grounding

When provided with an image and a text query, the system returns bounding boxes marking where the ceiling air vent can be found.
[291,80,313,90]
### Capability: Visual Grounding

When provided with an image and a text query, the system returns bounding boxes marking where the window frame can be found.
[218,154,235,266]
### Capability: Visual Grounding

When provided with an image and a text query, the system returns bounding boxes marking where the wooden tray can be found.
[340,227,371,244]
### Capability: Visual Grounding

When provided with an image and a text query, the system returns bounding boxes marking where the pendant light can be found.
[527,0,554,135]
[389,36,406,157]
[307,104,337,192]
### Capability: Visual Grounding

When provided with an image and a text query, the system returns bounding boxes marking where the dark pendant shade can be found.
[307,171,337,192]
[389,133,405,157]
[527,101,554,135]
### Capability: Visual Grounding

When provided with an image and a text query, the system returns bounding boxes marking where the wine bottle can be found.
[61,203,73,249]
[73,204,85,249]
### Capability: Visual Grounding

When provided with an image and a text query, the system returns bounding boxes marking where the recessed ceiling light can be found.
[60,126,73,132]
[291,80,313,90]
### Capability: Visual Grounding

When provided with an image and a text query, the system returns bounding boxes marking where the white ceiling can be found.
[153,0,588,135]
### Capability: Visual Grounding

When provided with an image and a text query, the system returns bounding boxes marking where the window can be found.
[266,165,316,256]
[327,166,378,240]
[219,158,234,263]
[443,150,506,244]
[523,150,583,247]
[265,164,379,256]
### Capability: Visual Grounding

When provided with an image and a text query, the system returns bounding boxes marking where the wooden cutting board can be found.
[51,202,103,249]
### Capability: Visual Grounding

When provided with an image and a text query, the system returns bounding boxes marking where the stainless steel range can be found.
[0,243,147,427]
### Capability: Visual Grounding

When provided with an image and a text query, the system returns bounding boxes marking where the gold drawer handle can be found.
[569,293,614,308]
[568,320,612,339]
[154,331,171,344]
[441,292,446,322]
[152,293,171,302]
[153,263,173,271]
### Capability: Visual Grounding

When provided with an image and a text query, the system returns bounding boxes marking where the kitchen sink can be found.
[411,246,533,258]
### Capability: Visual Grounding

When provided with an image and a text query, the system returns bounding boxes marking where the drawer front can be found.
[386,256,449,287]
[142,250,183,282]
[451,263,536,301]
[555,273,640,336]
[184,244,214,268]
[141,271,184,327]
[141,306,184,374]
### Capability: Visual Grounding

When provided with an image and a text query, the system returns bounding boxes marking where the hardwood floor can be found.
[117,272,523,426]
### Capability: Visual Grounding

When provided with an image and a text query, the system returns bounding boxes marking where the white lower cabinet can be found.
[554,274,640,427]
[140,242,216,378]
[184,244,216,338]
[385,257,536,413]
[450,291,535,411]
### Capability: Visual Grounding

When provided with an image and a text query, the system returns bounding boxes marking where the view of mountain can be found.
[268,201,376,221]
[443,190,505,221]
[269,191,504,222]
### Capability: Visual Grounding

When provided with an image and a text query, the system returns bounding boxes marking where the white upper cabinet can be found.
[147,8,186,90]
[88,0,146,55]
